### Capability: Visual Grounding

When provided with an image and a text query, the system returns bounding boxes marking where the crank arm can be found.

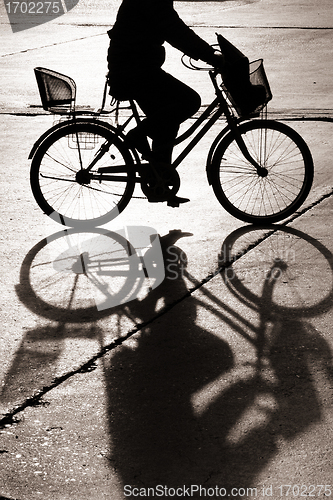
[97,165,129,173]
[90,174,141,183]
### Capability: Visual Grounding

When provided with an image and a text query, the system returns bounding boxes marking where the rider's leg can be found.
[131,69,201,164]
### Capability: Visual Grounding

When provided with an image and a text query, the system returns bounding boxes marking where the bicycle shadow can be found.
[103,225,333,495]
[0,322,103,406]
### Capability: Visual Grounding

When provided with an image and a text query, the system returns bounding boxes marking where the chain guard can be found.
[140,163,180,201]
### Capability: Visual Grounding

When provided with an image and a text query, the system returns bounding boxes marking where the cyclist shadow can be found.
[104,226,333,494]
[104,231,234,487]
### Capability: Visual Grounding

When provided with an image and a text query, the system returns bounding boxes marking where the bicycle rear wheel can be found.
[30,121,135,228]
[210,120,314,224]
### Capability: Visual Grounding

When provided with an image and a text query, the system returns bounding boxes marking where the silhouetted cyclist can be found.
[107,0,224,204]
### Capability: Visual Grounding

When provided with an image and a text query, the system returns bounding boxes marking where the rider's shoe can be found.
[146,192,190,206]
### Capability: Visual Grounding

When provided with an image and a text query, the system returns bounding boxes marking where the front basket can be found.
[249,59,272,109]
[222,59,273,117]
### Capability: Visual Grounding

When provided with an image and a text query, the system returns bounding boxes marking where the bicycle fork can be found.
[210,70,268,178]
[229,117,268,178]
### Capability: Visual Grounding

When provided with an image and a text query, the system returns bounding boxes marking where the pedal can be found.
[146,196,167,203]
[167,196,190,208]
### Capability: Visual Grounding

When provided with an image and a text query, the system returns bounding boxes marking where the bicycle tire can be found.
[210,120,314,224]
[30,121,135,228]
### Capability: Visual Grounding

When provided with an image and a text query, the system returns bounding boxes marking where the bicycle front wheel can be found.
[30,121,135,228]
[210,120,314,224]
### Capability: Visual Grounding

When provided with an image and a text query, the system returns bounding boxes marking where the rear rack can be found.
[34,67,112,117]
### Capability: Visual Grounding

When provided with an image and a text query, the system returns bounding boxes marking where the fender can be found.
[206,117,250,185]
[28,117,134,160]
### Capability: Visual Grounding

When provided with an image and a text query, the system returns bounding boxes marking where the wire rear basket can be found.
[222,59,272,117]
[68,131,100,150]
[34,67,76,114]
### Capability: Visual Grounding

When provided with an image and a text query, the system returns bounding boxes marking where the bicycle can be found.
[29,34,314,228]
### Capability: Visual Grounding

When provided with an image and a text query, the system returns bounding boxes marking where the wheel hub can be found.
[257,167,268,178]
[76,169,91,185]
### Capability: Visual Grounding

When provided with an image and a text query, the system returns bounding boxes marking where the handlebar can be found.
[181,50,223,73]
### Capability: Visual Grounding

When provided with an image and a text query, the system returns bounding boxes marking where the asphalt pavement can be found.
[1,0,333,498]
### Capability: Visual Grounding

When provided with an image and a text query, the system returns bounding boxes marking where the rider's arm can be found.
[158,3,223,66]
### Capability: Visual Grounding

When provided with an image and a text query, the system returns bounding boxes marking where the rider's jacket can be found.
[107,0,215,79]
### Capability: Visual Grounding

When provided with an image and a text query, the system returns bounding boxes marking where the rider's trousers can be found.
[129,68,201,163]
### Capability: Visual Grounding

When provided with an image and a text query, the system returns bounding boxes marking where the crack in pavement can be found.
[0,32,106,58]
[1,110,332,122]
[207,25,333,29]
[1,25,331,58]
[1,186,333,429]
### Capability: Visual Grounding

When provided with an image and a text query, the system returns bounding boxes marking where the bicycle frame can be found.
[95,70,265,181]
[175,72,265,175]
